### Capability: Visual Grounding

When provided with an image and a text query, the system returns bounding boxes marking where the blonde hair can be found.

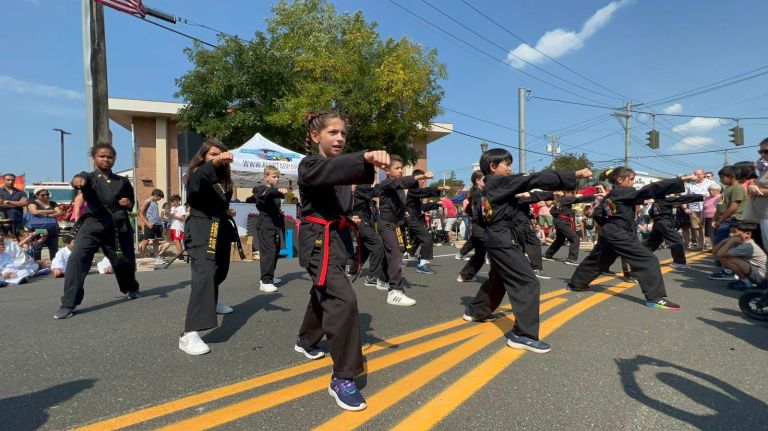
[264,165,281,176]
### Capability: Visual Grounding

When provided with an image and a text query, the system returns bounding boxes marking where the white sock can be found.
[419,259,430,266]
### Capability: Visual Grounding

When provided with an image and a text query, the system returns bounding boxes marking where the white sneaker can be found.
[376,279,390,291]
[455,253,464,260]
[154,256,166,265]
[216,301,234,314]
[387,290,416,306]
[273,277,282,284]
[179,331,210,355]
[260,281,278,293]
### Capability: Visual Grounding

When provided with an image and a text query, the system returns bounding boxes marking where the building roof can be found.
[109,97,185,130]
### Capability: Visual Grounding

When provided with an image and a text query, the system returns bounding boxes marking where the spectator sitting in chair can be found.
[0,173,27,236]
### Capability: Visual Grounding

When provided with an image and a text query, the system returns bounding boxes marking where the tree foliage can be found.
[175,0,447,162]
[428,178,464,198]
[547,152,593,172]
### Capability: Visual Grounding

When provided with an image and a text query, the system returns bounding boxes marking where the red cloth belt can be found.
[557,214,576,231]
[304,215,361,287]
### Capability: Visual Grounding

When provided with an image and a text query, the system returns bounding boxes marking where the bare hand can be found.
[684,209,692,215]
[52,268,64,278]
[351,215,362,225]
[364,151,390,169]
[228,208,237,217]
[553,191,565,197]
[118,198,131,208]
[217,152,235,164]
[575,168,593,179]
[71,176,86,189]
[441,186,452,191]
[424,171,435,180]
[748,185,764,197]
[712,220,720,228]
[680,174,696,182]
[2,272,16,279]
[515,192,531,199]
[278,188,289,195]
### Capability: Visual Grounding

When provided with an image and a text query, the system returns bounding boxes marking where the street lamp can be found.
[52,128,71,182]
[480,141,488,153]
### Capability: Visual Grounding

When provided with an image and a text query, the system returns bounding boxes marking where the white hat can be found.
[34,188,48,196]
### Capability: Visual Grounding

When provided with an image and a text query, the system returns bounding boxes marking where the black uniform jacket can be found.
[185,161,237,254]
[649,194,704,221]
[75,170,135,234]
[254,185,285,228]
[406,187,442,220]
[378,176,418,223]
[598,178,685,232]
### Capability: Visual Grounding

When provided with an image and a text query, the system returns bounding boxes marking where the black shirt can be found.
[649,194,704,220]
[253,185,285,220]
[353,184,379,220]
[298,152,374,220]
[76,170,135,233]
[186,161,233,218]
[378,175,418,223]
[597,178,685,231]
[552,194,597,218]
[406,186,441,219]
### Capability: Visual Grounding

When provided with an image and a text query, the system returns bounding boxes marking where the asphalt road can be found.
[0,244,766,431]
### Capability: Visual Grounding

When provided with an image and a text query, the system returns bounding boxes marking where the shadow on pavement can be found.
[0,379,96,431]
[76,280,191,315]
[697,317,768,351]
[616,355,766,429]
[205,293,289,344]
[360,312,397,350]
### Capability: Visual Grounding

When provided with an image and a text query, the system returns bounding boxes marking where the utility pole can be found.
[724,149,729,167]
[82,0,110,159]
[612,102,643,167]
[518,88,528,173]
[52,128,72,182]
[544,135,560,166]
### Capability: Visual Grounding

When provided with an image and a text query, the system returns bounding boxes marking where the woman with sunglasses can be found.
[27,188,63,260]
[744,138,768,247]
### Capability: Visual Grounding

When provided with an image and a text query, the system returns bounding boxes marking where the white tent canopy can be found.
[230,133,305,188]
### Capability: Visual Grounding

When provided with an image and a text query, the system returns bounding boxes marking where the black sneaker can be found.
[599,270,617,276]
[53,307,75,319]
[329,377,366,411]
[645,297,680,310]
[566,282,591,292]
[295,339,325,360]
[364,276,377,287]
[416,263,436,275]
[564,259,579,266]
[127,290,142,300]
[506,332,551,353]
[708,269,737,281]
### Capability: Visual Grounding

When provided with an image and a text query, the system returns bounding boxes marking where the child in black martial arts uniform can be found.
[463,149,591,353]
[178,139,238,355]
[352,184,389,290]
[54,143,140,320]
[294,110,390,411]
[517,190,557,279]
[378,156,433,306]
[544,191,597,265]
[405,168,448,275]
[567,167,695,310]
[457,170,487,282]
[254,165,288,293]
[645,193,704,269]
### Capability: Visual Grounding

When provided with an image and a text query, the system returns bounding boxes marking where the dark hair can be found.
[389,155,404,166]
[470,170,483,186]
[412,168,425,176]
[2,173,15,180]
[759,137,768,147]
[599,167,635,184]
[184,138,233,193]
[718,165,738,178]
[169,194,181,202]
[479,148,512,176]
[151,189,164,197]
[733,161,757,182]
[304,109,346,156]
[735,221,759,233]
[90,143,116,158]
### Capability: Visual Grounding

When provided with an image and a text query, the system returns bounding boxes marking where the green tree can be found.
[175,0,447,161]
[428,178,464,198]
[547,152,593,172]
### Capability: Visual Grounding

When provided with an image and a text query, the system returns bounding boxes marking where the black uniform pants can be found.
[523,225,543,270]
[466,246,542,340]
[298,264,364,379]
[256,217,282,283]
[61,220,138,308]
[406,217,433,260]
[459,239,474,256]
[545,217,580,261]
[569,227,667,300]
[359,219,386,281]
[378,220,405,291]
[459,236,486,280]
[184,218,232,332]
[644,218,686,264]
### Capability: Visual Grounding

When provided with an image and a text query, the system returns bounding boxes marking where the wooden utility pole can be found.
[82,0,111,157]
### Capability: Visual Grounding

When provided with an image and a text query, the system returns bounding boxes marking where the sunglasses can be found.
[38,193,49,197]
[759,149,768,155]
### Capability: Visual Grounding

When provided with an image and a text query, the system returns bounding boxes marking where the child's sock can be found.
[419,259,430,266]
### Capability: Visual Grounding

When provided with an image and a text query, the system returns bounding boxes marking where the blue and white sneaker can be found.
[416,263,436,275]
[328,377,367,411]
[727,280,754,291]
[294,340,325,360]
[506,332,551,353]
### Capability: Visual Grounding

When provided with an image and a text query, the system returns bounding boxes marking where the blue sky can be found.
[3,0,768,183]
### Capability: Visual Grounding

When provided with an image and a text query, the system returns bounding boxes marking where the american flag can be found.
[95,0,147,18]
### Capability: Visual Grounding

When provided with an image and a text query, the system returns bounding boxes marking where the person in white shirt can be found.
[51,240,74,278]
[1,235,37,285]
[683,169,713,250]
[168,195,187,256]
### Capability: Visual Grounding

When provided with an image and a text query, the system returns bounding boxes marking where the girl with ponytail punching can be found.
[294,110,390,411]
[567,167,696,309]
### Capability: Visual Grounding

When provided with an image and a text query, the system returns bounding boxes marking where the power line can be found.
[645,64,768,107]
[418,0,623,102]
[384,0,617,106]
[130,14,217,48]
[460,0,630,101]
[429,124,553,157]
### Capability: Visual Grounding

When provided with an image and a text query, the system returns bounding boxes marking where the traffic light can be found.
[646,129,659,149]
[729,126,744,146]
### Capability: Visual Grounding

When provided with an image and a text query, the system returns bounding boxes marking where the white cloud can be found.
[506,0,631,68]
[0,75,82,100]
[672,117,722,134]
[663,103,683,114]
[668,136,715,153]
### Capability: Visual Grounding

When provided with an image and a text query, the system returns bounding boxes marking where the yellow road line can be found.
[312,298,568,431]
[390,252,707,430]
[75,255,690,430]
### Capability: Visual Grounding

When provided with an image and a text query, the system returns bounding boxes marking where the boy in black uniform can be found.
[404,168,448,275]
[352,184,389,290]
[378,156,433,306]
[568,167,695,310]
[463,148,592,353]
[457,171,486,282]
[295,109,390,411]
[645,193,704,269]
[54,144,140,320]
[254,165,288,293]
[544,191,597,265]
[517,190,557,279]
